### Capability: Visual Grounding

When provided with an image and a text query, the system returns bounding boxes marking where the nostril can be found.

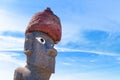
[47,49,57,57]
[24,49,32,56]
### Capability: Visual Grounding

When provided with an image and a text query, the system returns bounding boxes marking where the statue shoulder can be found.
[15,67,30,74]
[14,67,24,80]
[14,67,30,80]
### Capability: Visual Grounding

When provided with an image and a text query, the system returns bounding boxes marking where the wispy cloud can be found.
[0,51,25,80]
[0,9,29,32]
[56,47,120,57]
[51,71,119,80]
[57,28,120,56]
[62,62,72,66]
[0,35,24,51]
[117,57,120,61]
[0,52,25,66]
[0,31,24,38]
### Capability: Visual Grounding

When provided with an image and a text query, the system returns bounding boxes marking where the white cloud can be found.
[0,52,25,80]
[117,57,120,61]
[56,47,120,57]
[0,35,24,51]
[89,59,97,63]
[0,9,29,32]
[65,57,77,62]
[0,51,25,66]
[60,22,90,46]
[51,71,119,80]
[116,57,120,64]
[58,18,120,55]
[62,62,72,66]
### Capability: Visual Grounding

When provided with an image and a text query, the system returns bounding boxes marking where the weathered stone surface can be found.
[14,32,57,80]
[14,8,62,80]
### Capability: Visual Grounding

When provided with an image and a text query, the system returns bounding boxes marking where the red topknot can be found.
[25,7,62,44]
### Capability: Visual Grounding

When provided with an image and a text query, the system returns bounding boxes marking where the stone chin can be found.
[24,32,57,73]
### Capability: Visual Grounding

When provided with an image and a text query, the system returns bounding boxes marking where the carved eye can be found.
[36,37,46,44]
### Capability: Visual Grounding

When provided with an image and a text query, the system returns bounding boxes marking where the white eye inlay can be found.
[36,37,46,44]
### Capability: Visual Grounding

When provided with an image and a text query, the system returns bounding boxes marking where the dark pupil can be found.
[40,39,44,42]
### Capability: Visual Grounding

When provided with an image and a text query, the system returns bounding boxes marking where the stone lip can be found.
[25,7,62,44]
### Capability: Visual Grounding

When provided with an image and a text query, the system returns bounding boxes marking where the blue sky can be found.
[0,0,120,80]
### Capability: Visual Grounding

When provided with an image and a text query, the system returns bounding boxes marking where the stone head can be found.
[24,31,57,73]
[24,8,61,73]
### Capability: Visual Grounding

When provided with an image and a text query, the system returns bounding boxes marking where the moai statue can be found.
[14,8,62,80]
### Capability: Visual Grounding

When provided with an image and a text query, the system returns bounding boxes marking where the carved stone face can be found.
[24,32,57,73]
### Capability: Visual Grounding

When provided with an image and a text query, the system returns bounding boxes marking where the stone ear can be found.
[24,33,34,56]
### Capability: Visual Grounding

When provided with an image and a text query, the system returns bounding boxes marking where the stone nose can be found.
[47,48,57,57]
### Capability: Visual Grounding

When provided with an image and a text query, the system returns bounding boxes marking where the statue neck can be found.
[26,63,51,80]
